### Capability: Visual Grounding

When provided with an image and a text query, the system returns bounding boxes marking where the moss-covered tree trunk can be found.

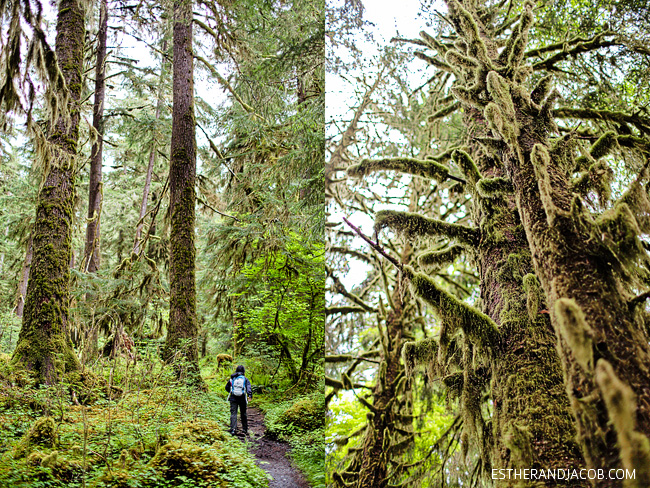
[83,0,108,273]
[163,0,203,387]
[11,0,85,383]
[436,0,650,481]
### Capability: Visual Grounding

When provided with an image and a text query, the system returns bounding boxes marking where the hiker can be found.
[225,364,253,435]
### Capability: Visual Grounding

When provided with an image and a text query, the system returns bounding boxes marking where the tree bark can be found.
[163,0,203,387]
[11,0,86,383]
[83,0,108,273]
[15,234,32,318]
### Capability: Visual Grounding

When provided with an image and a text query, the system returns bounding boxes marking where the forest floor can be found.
[245,406,309,488]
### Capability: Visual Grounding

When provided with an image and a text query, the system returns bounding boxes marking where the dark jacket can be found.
[225,372,252,399]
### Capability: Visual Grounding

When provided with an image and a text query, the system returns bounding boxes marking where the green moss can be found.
[477,176,514,198]
[595,359,650,487]
[148,442,226,483]
[13,417,58,458]
[522,274,542,321]
[590,131,617,160]
[401,338,439,377]
[374,210,480,246]
[417,245,464,269]
[452,150,481,187]
[531,75,554,105]
[408,267,500,352]
[554,298,593,372]
[347,157,450,182]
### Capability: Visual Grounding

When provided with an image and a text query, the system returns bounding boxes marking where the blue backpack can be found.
[231,376,245,396]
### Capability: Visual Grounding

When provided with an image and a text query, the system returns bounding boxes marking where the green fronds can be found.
[402,338,439,377]
[595,359,650,487]
[522,273,541,321]
[531,75,553,105]
[374,210,480,246]
[417,244,464,269]
[452,150,481,186]
[408,267,500,352]
[347,157,449,182]
[554,298,593,372]
[476,176,513,198]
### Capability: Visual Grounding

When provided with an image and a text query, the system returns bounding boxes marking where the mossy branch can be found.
[553,107,650,134]
[347,157,454,183]
[452,150,481,187]
[428,101,461,122]
[374,210,480,247]
[477,176,513,198]
[408,267,500,352]
[418,245,464,269]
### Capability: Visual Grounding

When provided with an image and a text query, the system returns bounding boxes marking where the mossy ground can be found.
[0,353,268,488]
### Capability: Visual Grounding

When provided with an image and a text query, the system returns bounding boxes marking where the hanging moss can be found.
[401,337,439,377]
[452,149,481,187]
[347,157,450,182]
[595,360,650,487]
[447,0,492,66]
[374,210,480,246]
[531,144,563,226]
[417,244,464,269]
[477,176,514,198]
[408,267,500,352]
[522,274,542,321]
[554,298,594,372]
[486,71,516,121]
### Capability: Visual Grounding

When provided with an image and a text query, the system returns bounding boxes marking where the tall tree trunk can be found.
[163,0,203,387]
[15,234,32,318]
[133,40,168,256]
[12,0,85,382]
[83,0,108,273]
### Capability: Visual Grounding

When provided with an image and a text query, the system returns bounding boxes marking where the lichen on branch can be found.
[347,157,450,182]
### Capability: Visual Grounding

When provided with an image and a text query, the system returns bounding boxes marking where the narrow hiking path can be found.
[245,405,309,488]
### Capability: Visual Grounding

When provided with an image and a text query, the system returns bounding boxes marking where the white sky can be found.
[328,0,431,288]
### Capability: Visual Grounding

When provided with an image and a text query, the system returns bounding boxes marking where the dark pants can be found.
[229,396,248,433]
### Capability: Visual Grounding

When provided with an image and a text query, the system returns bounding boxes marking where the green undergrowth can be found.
[257,390,325,488]
[0,355,268,488]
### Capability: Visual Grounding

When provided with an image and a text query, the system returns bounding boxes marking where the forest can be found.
[326,0,650,487]
[0,0,324,487]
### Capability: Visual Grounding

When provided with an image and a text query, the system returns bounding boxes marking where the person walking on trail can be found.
[225,365,253,435]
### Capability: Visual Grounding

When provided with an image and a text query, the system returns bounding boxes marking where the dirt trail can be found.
[242,405,309,488]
